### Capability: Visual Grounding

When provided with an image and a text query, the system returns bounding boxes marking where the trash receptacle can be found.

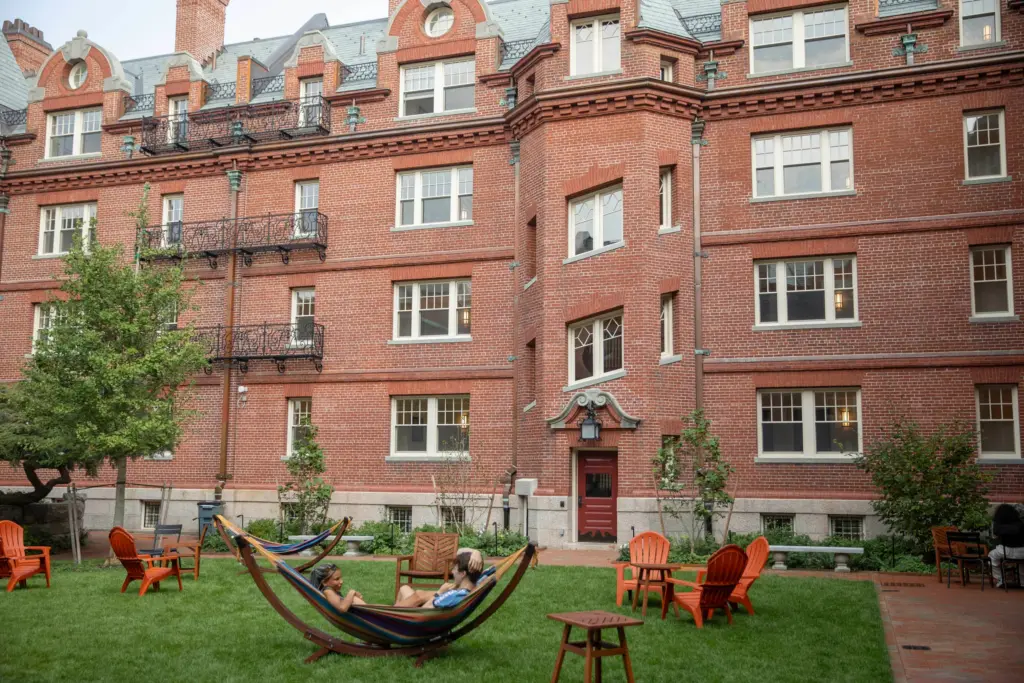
[197,500,223,539]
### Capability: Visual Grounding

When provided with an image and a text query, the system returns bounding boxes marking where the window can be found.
[142,501,161,530]
[400,59,475,116]
[963,111,1006,180]
[755,257,857,325]
[976,385,1020,458]
[761,514,794,533]
[569,312,623,385]
[387,505,413,533]
[396,166,473,227]
[753,128,852,198]
[960,0,1000,46]
[758,388,861,457]
[291,288,315,347]
[298,78,323,127]
[750,6,848,74]
[168,97,188,144]
[970,246,1013,317]
[294,181,319,237]
[394,280,471,340]
[569,185,622,257]
[659,169,673,229]
[32,303,62,350]
[391,396,470,459]
[45,108,101,158]
[39,203,95,256]
[660,296,674,358]
[829,516,863,540]
[162,301,179,332]
[659,60,674,82]
[286,398,312,458]
[441,506,464,528]
[69,61,88,89]
[425,6,454,37]
[162,195,183,246]
[571,14,620,76]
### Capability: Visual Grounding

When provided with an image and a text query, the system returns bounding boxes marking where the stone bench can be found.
[768,545,865,573]
[341,535,374,556]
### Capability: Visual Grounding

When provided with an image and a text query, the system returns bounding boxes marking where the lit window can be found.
[659,60,674,82]
[753,128,852,197]
[976,385,1020,458]
[391,396,469,459]
[425,7,455,37]
[569,312,623,385]
[142,501,161,530]
[162,195,183,246]
[393,280,471,340]
[960,0,999,46]
[755,256,857,325]
[400,59,475,116]
[39,203,95,256]
[290,288,316,348]
[396,166,472,227]
[761,514,794,533]
[45,108,101,158]
[750,6,848,74]
[659,169,673,229]
[970,246,1013,317]
[758,388,861,457]
[660,296,674,358]
[963,110,1006,180]
[294,180,320,238]
[571,14,620,76]
[69,61,88,89]
[387,505,413,533]
[829,516,863,540]
[298,78,324,127]
[286,398,312,458]
[570,185,623,257]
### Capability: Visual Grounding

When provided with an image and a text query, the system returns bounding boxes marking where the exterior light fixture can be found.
[460,309,471,329]
[839,408,851,428]
[834,290,845,311]
[578,403,602,442]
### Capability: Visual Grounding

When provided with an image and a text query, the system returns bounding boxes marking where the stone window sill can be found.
[659,354,683,366]
[563,240,626,266]
[39,153,102,163]
[753,321,862,331]
[562,368,627,393]
[962,176,1012,186]
[388,336,472,345]
[969,315,1019,324]
[524,276,538,290]
[977,457,1023,464]
[565,69,623,81]
[754,456,858,464]
[658,225,682,235]
[32,253,68,260]
[750,190,857,204]
[395,108,477,122]
[391,220,474,232]
[385,454,472,463]
[956,41,1007,53]
[746,62,853,79]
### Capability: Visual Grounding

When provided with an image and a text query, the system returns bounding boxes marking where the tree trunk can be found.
[0,463,71,506]
[653,475,666,537]
[104,458,128,566]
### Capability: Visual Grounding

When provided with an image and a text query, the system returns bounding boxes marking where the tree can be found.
[856,419,991,546]
[431,427,486,535]
[277,421,333,534]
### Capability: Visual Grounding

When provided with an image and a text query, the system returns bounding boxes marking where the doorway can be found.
[576,451,617,543]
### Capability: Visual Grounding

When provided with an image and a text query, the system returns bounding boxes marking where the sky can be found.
[0,0,391,61]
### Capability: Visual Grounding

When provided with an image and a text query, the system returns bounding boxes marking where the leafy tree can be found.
[277,421,333,534]
[856,419,991,546]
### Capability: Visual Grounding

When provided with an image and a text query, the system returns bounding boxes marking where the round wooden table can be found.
[630,561,682,618]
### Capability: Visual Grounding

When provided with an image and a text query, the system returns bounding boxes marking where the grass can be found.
[1,558,891,683]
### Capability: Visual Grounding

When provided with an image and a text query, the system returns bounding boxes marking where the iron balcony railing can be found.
[682,13,722,38]
[343,61,377,83]
[138,211,328,268]
[123,93,155,114]
[138,95,330,155]
[251,74,285,98]
[0,107,28,129]
[877,0,938,15]
[501,38,535,65]
[205,81,237,102]
[195,322,325,373]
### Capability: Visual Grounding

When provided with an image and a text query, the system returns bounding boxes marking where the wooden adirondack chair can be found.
[394,532,459,599]
[696,536,769,615]
[0,520,51,592]
[612,531,672,607]
[931,526,958,584]
[663,544,747,628]
[109,526,183,596]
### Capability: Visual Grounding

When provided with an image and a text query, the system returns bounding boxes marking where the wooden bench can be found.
[769,545,864,572]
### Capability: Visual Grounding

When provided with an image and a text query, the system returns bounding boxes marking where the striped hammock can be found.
[215,514,343,555]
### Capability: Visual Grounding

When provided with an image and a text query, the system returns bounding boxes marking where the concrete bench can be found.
[768,545,865,573]
[341,535,374,556]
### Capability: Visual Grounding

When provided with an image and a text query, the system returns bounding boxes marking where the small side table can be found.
[630,562,682,618]
[548,611,642,683]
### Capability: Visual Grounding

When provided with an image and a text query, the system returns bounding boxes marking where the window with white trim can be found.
[758,388,861,457]
[753,128,852,198]
[569,312,623,385]
[659,60,674,82]
[391,396,469,458]
[761,514,794,533]
[387,505,413,533]
[32,303,63,351]
[400,59,475,116]
[294,180,319,237]
[45,108,101,158]
[162,194,183,246]
[396,166,472,227]
[168,97,188,144]
[39,203,95,256]
[829,516,863,540]
[660,295,674,358]
[960,0,1000,46]
[290,288,315,347]
[142,501,161,530]
[425,6,455,37]
[69,61,88,90]
[298,78,323,127]
[394,280,471,340]
[970,246,1013,317]
[570,185,622,257]
[570,14,620,76]
[964,111,1006,180]
[976,385,1020,458]
[286,398,312,458]
[750,6,848,74]
[755,256,856,325]
[441,505,464,528]
[659,169,673,229]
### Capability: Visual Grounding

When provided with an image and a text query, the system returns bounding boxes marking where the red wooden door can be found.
[577,451,617,543]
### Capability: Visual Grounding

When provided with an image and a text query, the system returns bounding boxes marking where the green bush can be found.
[344,521,531,558]
[201,527,230,552]
[23,527,87,553]
[246,518,283,542]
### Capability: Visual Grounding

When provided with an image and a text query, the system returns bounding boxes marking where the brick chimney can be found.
[174,0,230,65]
[2,18,52,77]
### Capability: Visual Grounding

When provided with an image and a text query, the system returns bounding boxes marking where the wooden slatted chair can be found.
[931,526,958,584]
[696,535,769,615]
[612,530,672,607]
[394,531,459,599]
[663,544,747,628]
[109,526,183,596]
[0,520,51,592]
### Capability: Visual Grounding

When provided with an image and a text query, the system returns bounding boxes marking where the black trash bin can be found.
[197,500,223,539]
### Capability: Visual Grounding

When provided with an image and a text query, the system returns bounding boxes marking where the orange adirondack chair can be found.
[0,520,51,592]
[931,526,958,584]
[612,530,672,607]
[394,532,459,598]
[109,526,183,596]
[696,536,769,615]
[663,544,747,627]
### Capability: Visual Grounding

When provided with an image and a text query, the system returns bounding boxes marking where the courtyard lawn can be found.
[1,558,891,683]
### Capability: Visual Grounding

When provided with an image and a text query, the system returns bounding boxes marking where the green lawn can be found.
[1,558,890,683]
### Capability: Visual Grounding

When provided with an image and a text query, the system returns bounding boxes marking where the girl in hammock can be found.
[394,548,484,608]
[310,563,366,613]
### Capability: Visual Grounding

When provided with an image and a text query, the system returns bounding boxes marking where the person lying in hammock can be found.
[310,563,366,613]
[394,548,484,608]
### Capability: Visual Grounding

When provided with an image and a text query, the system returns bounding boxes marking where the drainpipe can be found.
[0,193,8,283]
[218,167,242,494]
[507,138,521,530]
[692,119,705,411]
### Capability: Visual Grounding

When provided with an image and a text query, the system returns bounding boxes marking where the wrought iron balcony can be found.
[342,61,377,83]
[195,322,325,373]
[138,96,330,155]
[137,211,328,268]
[123,93,155,114]
[501,38,535,65]
[205,81,237,102]
[877,0,938,16]
[251,74,284,98]
[682,13,722,38]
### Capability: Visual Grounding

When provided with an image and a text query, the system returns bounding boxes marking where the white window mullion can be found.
[823,259,835,323]
[450,168,459,222]
[773,138,784,194]
[433,63,444,112]
[801,390,815,456]
[412,283,421,338]
[776,262,788,322]
[414,175,423,225]
[820,131,832,192]
[793,14,806,69]
[427,397,438,456]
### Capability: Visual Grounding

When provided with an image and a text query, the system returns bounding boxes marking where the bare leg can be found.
[395,589,436,607]
[396,585,416,602]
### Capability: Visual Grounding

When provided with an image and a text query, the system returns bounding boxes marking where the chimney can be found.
[2,18,53,77]
[174,0,230,65]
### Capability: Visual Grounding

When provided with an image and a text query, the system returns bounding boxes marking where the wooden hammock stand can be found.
[216,515,351,574]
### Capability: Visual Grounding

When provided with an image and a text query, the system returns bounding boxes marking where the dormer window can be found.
[69,61,88,89]
[425,6,455,37]
[45,109,101,158]
[570,14,621,76]
[400,59,475,117]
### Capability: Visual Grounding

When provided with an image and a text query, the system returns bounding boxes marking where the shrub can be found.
[201,528,230,552]
[246,518,283,542]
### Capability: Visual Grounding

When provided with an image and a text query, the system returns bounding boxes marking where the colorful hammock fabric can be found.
[215,514,345,554]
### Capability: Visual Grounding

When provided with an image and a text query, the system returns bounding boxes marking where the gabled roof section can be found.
[671,0,723,43]
[638,0,697,40]
[0,35,28,112]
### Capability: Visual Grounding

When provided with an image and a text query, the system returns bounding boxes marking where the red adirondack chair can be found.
[109,526,183,596]
[612,531,672,607]
[696,535,769,615]
[663,544,747,627]
[0,520,51,592]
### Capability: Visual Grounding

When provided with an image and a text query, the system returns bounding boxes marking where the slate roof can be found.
[0,34,28,111]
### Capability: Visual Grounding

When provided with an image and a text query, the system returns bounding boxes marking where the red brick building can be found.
[0,0,1021,546]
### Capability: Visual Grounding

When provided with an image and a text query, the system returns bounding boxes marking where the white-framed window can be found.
[976,385,1021,458]
[168,97,188,144]
[390,395,470,459]
[758,388,861,457]
[298,78,323,127]
[45,108,101,158]
[570,14,621,76]
[162,194,183,246]
[69,61,88,89]
[387,505,414,533]
[290,288,315,347]
[569,312,623,385]
[659,169,672,229]
[32,303,63,350]
[753,128,852,198]
[394,280,471,340]
[161,301,179,332]
[441,505,464,528]
[761,514,794,533]
[660,295,674,358]
[570,185,622,258]
[963,110,1006,180]
[400,59,475,116]
[659,60,674,82]
[425,6,455,37]
[750,6,848,74]
[39,203,95,256]
[970,246,1013,317]
[960,0,1000,46]
[396,166,472,228]
[142,501,161,530]
[294,180,320,237]
[755,256,856,325]
[829,516,863,540]
[286,397,312,459]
